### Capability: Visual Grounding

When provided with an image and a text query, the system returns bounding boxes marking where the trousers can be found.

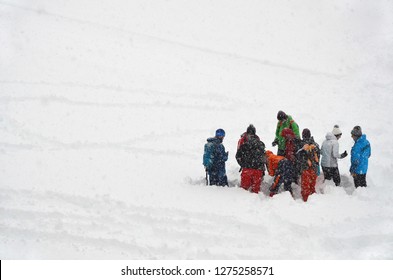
[322,166,340,186]
[241,168,263,193]
[301,169,317,202]
[353,174,367,188]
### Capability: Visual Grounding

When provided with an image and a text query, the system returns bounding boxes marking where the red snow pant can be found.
[241,168,263,193]
[301,169,317,202]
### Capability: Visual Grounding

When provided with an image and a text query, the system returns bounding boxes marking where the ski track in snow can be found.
[0,187,275,259]
[0,114,198,159]
[1,0,393,260]
[0,79,268,121]
[0,1,346,80]
[2,183,391,259]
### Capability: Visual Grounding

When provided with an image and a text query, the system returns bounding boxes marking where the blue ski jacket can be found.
[350,134,371,175]
[203,137,228,171]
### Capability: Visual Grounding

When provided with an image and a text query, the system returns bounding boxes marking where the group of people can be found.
[202,110,371,202]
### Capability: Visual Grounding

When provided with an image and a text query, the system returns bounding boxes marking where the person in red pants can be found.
[236,125,266,193]
[297,129,320,202]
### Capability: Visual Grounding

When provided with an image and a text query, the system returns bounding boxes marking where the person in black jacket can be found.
[297,128,321,201]
[236,125,266,193]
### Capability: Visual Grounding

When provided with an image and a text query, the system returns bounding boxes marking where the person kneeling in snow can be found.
[266,150,293,197]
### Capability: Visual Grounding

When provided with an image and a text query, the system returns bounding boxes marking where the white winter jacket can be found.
[321,132,342,168]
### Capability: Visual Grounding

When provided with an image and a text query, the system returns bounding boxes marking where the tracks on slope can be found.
[0,187,269,258]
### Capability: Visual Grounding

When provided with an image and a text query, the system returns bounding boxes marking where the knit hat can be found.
[332,125,342,136]
[351,126,362,137]
[302,128,311,139]
[215,128,225,138]
[277,110,287,121]
[246,124,256,135]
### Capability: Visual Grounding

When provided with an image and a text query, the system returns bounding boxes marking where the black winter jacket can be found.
[236,136,266,170]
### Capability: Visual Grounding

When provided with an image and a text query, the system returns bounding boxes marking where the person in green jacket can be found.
[272,110,300,156]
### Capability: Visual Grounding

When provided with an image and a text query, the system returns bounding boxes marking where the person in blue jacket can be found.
[203,128,229,186]
[350,126,371,188]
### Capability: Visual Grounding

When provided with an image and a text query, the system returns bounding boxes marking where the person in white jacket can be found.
[320,125,347,186]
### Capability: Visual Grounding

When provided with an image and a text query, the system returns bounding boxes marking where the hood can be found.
[281,128,295,139]
[325,132,336,140]
[207,137,221,144]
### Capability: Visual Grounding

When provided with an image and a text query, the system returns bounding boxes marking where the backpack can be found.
[249,137,266,166]
[236,137,266,170]
[203,140,217,170]
[300,144,320,172]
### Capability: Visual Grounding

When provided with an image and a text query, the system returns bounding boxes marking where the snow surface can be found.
[1,0,393,259]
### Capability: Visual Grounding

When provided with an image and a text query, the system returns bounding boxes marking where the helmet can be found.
[215,128,225,138]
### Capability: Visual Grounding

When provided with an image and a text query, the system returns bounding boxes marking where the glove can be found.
[341,150,348,158]
[272,139,278,147]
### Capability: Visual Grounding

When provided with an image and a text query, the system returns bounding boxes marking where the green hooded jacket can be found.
[274,115,300,150]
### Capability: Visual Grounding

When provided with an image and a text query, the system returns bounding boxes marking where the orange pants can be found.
[241,168,263,193]
[301,169,317,202]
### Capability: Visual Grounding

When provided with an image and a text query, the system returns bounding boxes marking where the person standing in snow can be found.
[236,125,266,193]
[350,126,371,188]
[320,125,347,186]
[281,128,301,184]
[203,128,229,186]
[297,129,320,202]
[272,110,300,156]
